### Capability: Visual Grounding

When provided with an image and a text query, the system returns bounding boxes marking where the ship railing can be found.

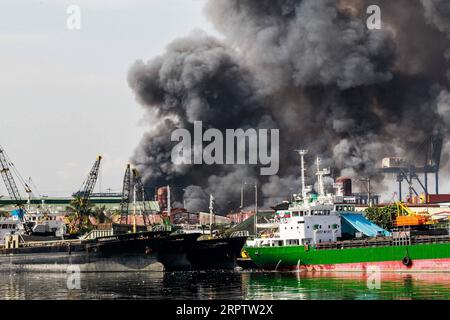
[18,239,82,248]
[411,235,450,245]
[315,239,392,250]
[152,225,172,232]
[230,231,250,238]
[92,230,161,243]
[314,235,450,250]
[81,229,114,240]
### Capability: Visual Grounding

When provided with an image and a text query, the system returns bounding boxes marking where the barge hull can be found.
[0,231,169,273]
[0,251,163,272]
[188,236,247,270]
[155,233,201,271]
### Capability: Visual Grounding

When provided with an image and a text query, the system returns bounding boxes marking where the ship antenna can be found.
[296,150,308,200]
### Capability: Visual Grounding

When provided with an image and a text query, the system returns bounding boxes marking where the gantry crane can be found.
[380,133,443,201]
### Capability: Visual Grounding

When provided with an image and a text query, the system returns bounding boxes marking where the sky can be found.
[0,0,217,197]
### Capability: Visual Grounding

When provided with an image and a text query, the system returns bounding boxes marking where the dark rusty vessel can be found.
[0,230,247,272]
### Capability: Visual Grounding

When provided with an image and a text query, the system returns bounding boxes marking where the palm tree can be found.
[0,203,10,218]
[110,209,121,223]
[65,196,94,235]
[91,205,112,224]
[0,210,10,218]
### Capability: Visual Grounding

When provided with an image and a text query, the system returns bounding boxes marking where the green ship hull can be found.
[245,241,450,272]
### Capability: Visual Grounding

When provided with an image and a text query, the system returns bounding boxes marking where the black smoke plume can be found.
[128,0,450,213]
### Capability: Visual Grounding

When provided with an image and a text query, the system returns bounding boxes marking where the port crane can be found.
[0,145,36,233]
[0,146,22,204]
[120,164,132,224]
[73,156,102,217]
[120,165,151,226]
[132,168,151,226]
[380,133,443,201]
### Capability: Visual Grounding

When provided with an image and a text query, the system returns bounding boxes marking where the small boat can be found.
[0,218,20,245]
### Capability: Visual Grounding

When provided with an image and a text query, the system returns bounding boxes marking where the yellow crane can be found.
[394,201,434,227]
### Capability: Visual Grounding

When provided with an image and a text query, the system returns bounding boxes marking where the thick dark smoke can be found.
[421,0,450,35]
[205,0,395,91]
[128,0,450,213]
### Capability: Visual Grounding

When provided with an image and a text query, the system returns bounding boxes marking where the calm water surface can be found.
[0,271,449,300]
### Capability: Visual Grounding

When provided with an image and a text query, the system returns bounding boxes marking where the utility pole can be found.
[167,185,171,218]
[240,181,247,212]
[209,194,214,236]
[254,183,258,237]
[132,184,137,233]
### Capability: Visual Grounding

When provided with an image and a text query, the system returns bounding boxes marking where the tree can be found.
[65,196,94,235]
[0,210,10,218]
[109,209,121,224]
[365,205,397,230]
[0,203,10,218]
[91,205,112,224]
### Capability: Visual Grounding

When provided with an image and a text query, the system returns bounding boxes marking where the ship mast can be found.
[296,150,308,200]
[316,157,324,197]
[315,157,330,198]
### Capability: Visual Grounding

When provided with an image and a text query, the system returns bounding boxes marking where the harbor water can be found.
[0,271,449,300]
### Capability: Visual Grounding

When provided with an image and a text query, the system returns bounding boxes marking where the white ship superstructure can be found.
[253,151,355,247]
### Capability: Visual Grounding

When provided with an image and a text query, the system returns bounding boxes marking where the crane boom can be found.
[0,146,22,204]
[132,168,150,225]
[77,156,102,216]
[0,146,35,233]
[120,166,150,226]
[120,164,132,224]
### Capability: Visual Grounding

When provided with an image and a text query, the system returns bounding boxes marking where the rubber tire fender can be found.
[402,256,412,267]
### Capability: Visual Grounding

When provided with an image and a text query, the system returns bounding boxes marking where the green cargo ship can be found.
[245,152,450,272]
[245,238,450,272]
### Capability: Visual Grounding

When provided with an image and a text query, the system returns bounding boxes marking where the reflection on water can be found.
[0,271,449,300]
[243,272,450,300]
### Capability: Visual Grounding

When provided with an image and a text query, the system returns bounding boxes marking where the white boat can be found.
[0,218,20,245]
